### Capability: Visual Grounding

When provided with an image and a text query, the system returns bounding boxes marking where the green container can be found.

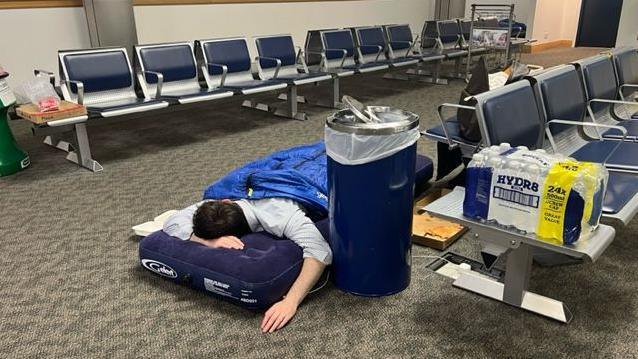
[0,74,30,177]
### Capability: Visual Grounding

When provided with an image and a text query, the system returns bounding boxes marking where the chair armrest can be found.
[306,50,328,69]
[34,69,55,86]
[588,97,638,121]
[389,40,412,58]
[436,102,476,148]
[204,62,228,87]
[359,45,384,62]
[325,48,349,68]
[545,119,628,151]
[588,98,638,106]
[60,79,84,105]
[256,56,282,79]
[141,70,164,99]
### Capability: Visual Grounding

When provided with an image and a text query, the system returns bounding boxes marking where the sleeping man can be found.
[163,141,332,333]
[162,198,331,334]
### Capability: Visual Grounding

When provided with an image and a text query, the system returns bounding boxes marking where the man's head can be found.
[192,200,250,240]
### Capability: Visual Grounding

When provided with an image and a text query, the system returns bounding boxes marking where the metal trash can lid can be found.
[326,96,419,135]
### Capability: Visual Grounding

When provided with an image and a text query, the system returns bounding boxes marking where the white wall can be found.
[531,0,581,44]
[559,0,581,45]
[0,8,91,87]
[0,1,433,88]
[530,0,563,42]
[134,0,433,54]
[464,0,537,39]
[616,0,638,47]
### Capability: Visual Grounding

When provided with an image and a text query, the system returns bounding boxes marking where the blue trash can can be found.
[325,99,420,296]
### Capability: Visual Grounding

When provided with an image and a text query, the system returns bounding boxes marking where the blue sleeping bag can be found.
[139,142,434,310]
[203,141,328,219]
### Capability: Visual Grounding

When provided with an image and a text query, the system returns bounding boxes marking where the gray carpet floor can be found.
[3,47,636,358]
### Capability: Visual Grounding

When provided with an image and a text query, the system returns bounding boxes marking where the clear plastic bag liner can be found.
[325,126,421,165]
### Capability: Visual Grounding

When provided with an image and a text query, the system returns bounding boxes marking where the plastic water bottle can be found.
[478,154,504,220]
[463,153,485,219]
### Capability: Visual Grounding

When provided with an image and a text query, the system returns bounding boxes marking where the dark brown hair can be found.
[192,201,250,240]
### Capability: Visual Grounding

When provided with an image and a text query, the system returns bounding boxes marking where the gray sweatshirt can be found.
[162,198,332,265]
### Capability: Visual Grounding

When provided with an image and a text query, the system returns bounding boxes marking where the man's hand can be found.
[261,298,298,333]
[259,257,325,334]
[191,234,244,250]
[208,236,244,250]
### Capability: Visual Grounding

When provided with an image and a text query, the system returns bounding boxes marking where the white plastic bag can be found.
[325,126,420,165]
[14,76,60,111]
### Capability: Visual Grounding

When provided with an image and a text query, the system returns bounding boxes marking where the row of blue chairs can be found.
[424,47,638,225]
[31,22,477,172]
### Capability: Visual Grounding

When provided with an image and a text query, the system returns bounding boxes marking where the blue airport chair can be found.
[254,34,333,85]
[196,37,287,95]
[610,47,638,101]
[58,47,169,117]
[319,29,389,74]
[573,55,638,140]
[254,34,338,109]
[354,26,418,68]
[135,42,234,104]
[384,24,446,62]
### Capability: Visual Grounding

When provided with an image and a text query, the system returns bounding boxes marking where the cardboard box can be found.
[412,212,468,250]
[17,101,86,124]
[412,188,467,250]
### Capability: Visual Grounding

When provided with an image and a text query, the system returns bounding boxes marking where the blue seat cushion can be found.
[255,36,296,68]
[602,120,638,139]
[569,141,619,163]
[323,31,356,59]
[202,40,252,74]
[603,172,638,214]
[139,219,329,310]
[415,154,434,185]
[63,50,132,93]
[604,142,638,169]
[87,98,164,114]
[481,83,544,149]
[425,117,479,145]
[570,141,638,170]
[357,28,387,55]
[581,57,618,113]
[139,45,197,83]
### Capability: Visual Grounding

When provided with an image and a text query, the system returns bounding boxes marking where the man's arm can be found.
[251,199,332,333]
[260,257,325,333]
